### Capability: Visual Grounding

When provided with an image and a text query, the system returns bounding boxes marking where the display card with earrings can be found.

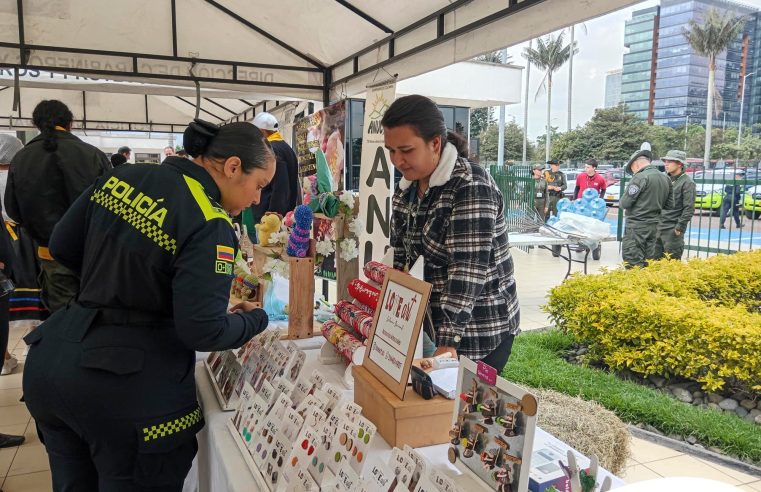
[333,459,362,492]
[389,447,417,491]
[290,374,314,407]
[282,425,321,487]
[239,392,269,450]
[283,464,320,492]
[361,456,397,492]
[262,430,291,489]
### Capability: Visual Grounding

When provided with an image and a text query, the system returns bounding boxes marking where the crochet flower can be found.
[339,238,359,262]
[268,231,289,245]
[316,239,335,257]
[348,218,364,237]
[339,192,355,209]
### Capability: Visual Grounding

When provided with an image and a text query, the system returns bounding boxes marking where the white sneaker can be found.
[1,356,18,375]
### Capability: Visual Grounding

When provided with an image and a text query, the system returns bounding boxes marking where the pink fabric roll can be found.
[348,279,380,310]
[335,300,374,339]
[363,261,391,285]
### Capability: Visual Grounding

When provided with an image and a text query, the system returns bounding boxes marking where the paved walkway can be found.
[1,244,759,490]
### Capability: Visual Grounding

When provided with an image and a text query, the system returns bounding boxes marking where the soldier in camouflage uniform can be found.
[532,164,548,221]
[655,150,696,260]
[543,160,566,218]
[620,145,673,268]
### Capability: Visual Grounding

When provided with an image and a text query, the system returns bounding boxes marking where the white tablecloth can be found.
[187,333,625,491]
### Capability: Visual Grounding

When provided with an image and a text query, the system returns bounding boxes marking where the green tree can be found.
[683,8,747,167]
[479,121,530,162]
[523,32,577,162]
[644,125,681,158]
[470,107,493,140]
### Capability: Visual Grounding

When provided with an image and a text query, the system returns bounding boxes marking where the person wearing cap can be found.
[543,159,566,218]
[574,159,607,200]
[719,169,746,230]
[110,153,128,167]
[5,100,111,312]
[22,119,273,490]
[619,144,672,268]
[532,164,548,221]
[117,145,131,162]
[250,112,300,232]
[655,150,695,260]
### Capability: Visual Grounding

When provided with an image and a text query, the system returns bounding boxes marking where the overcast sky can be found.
[505,0,761,139]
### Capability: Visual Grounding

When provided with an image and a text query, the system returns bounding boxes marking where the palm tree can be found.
[523,32,576,162]
[683,8,746,167]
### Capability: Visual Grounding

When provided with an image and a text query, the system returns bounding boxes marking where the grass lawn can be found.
[503,329,761,464]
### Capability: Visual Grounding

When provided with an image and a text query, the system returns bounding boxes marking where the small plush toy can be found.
[287,205,313,258]
[230,273,259,300]
[255,213,282,246]
[283,210,295,228]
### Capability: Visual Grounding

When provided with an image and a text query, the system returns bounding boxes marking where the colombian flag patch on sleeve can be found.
[216,245,235,262]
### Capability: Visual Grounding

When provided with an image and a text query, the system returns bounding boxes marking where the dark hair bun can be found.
[183,119,220,157]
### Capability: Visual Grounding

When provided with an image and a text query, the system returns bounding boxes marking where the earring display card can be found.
[291,375,314,407]
[447,357,538,492]
[284,465,320,492]
[232,382,256,431]
[389,448,417,491]
[276,378,296,400]
[297,393,328,417]
[283,425,321,486]
[322,382,343,415]
[363,457,398,492]
[303,405,328,431]
[282,348,306,382]
[334,460,362,492]
[311,369,327,391]
[240,394,269,450]
[282,407,306,441]
[261,430,291,490]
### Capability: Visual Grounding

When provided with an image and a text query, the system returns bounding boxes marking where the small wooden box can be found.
[353,365,455,448]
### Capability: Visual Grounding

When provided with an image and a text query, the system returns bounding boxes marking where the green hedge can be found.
[546,250,761,392]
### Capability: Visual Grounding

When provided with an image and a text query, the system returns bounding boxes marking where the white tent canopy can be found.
[0,0,639,129]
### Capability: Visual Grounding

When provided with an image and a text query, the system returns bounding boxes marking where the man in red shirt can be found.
[574,159,607,200]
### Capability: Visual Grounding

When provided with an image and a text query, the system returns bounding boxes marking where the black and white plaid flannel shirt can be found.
[390,150,520,361]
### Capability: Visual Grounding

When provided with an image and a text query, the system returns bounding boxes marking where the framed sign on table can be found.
[362,269,432,400]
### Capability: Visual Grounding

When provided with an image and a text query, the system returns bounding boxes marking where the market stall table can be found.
[188,330,625,491]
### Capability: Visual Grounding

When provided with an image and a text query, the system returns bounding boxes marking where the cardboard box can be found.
[352,365,454,448]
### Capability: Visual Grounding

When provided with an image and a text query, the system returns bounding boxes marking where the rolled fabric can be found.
[335,300,373,339]
[322,320,364,363]
[353,300,375,316]
[363,261,391,285]
[348,279,380,310]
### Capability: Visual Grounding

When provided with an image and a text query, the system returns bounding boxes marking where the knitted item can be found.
[363,261,392,285]
[322,320,365,363]
[348,279,380,310]
[286,205,313,257]
[335,300,374,339]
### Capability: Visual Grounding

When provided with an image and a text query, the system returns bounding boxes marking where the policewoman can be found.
[23,120,274,491]
[385,95,520,372]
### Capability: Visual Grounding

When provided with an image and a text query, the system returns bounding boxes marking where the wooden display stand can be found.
[353,365,454,448]
[284,239,316,340]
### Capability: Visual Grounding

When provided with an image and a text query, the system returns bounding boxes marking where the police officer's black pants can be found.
[22,305,202,491]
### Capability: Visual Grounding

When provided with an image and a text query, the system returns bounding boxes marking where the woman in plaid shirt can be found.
[384,95,520,372]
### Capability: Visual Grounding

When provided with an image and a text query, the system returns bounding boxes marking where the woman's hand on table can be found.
[229,301,260,314]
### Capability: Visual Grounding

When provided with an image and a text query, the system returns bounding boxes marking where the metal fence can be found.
[489,165,537,231]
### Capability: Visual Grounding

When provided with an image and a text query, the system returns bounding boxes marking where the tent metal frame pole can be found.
[174,96,225,121]
[0,116,188,133]
[0,62,323,93]
[0,42,322,74]
[202,0,325,70]
[171,0,178,57]
[203,97,237,115]
[331,0,547,86]
[16,0,26,65]
[333,1,393,34]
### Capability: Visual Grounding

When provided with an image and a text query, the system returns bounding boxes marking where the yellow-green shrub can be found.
[546,250,761,392]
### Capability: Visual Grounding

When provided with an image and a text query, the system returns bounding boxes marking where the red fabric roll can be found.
[348,279,380,310]
[335,300,374,339]
[363,261,391,285]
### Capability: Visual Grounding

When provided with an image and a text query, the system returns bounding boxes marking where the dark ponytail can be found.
[32,100,73,152]
[381,94,469,158]
[183,119,274,172]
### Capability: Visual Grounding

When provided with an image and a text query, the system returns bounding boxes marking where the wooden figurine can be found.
[463,423,487,458]
[479,448,500,470]
[493,464,512,492]
[495,412,518,437]
[459,380,480,413]
[449,415,466,445]
[478,389,499,425]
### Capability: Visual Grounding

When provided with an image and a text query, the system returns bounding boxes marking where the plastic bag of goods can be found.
[553,212,610,241]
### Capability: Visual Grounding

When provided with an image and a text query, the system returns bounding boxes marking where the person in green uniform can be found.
[620,145,672,268]
[532,164,548,221]
[655,150,696,260]
[543,159,566,218]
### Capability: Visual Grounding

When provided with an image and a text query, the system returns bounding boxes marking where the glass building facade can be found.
[652,0,757,128]
[621,0,759,130]
[621,7,660,122]
[605,69,623,107]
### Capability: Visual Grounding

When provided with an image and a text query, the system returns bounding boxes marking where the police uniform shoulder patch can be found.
[628,184,640,196]
[215,245,234,275]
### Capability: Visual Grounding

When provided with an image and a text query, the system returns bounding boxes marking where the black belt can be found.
[94,306,170,326]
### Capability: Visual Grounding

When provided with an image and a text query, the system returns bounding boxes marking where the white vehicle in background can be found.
[563,170,581,199]
[604,182,621,206]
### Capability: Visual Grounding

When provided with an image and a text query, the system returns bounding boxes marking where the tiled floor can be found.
[1,245,759,490]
